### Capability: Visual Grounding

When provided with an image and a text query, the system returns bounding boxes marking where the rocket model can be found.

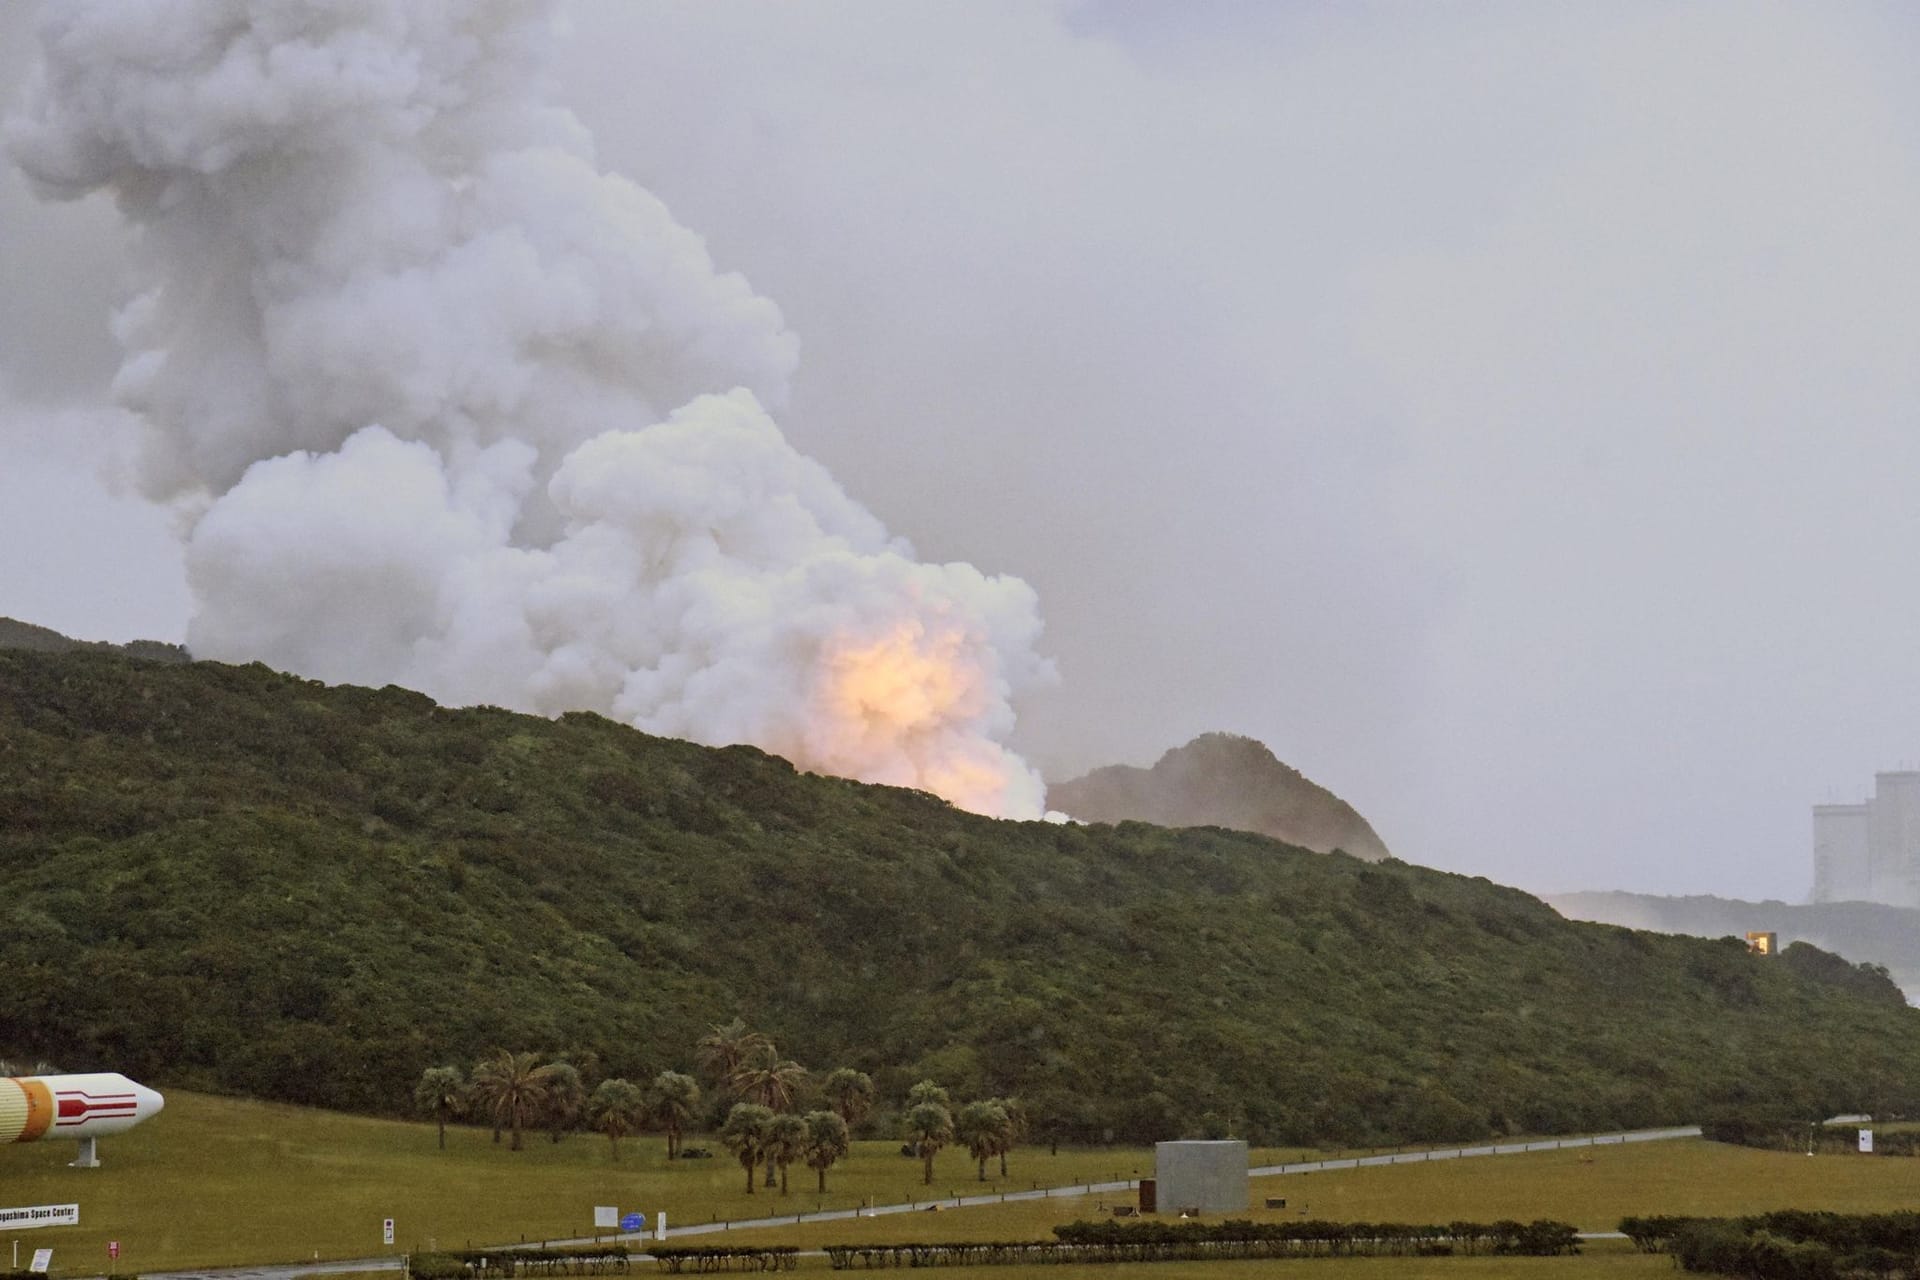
[0,1073,165,1167]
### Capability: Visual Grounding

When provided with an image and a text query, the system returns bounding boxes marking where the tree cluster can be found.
[417,1021,1029,1198]
[892,1079,1024,1186]
[414,1051,695,1162]
[700,1019,855,1195]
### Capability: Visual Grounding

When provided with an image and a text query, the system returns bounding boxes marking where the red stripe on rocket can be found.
[0,1074,164,1144]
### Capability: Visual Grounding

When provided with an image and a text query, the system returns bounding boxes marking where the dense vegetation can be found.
[1550,890,1920,1001]
[1699,1117,1920,1158]
[3,647,1918,1146]
[1624,1211,1920,1278]
[0,615,190,664]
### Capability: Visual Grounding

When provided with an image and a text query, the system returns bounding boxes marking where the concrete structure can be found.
[1814,773,1920,906]
[1814,801,1872,902]
[1153,1140,1247,1215]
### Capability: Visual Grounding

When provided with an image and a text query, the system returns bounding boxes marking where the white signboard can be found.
[383,1218,395,1246]
[1860,1129,1874,1153]
[29,1249,51,1274]
[658,1212,667,1241]
[593,1206,618,1229]
[0,1205,78,1231]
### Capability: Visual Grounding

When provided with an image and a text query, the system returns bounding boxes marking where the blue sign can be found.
[620,1213,645,1232]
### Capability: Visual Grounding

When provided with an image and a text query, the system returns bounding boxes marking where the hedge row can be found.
[826,1243,1113,1269]
[1627,1211,1920,1256]
[1054,1217,1580,1256]
[1701,1117,1920,1158]
[1830,1128,1920,1158]
[408,1246,633,1278]
[820,1219,1580,1269]
[648,1247,800,1273]
[1621,1210,1920,1279]
[1620,1216,1706,1253]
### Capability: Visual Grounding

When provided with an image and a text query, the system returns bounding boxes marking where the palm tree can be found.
[543,1060,586,1143]
[955,1100,1009,1182]
[587,1078,646,1162]
[414,1066,468,1151]
[732,1050,807,1185]
[719,1103,776,1195]
[766,1112,808,1194]
[904,1100,953,1186]
[803,1110,850,1193]
[990,1096,1025,1176]
[649,1070,701,1159]
[697,1019,773,1097]
[906,1079,951,1109]
[470,1050,555,1152]
[732,1052,808,1112]
[822,1068,875,1130]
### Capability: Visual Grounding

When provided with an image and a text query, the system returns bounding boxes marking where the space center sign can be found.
[0,1204,79,1230]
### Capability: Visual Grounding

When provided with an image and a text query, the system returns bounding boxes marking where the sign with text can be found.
[593,1206,618,1229]
[108,1242,120,1261]
[0,1205,78,1231]
[619,1213,644,1232]
[29,1250,51,1274]
[383,1218,395,1246]
[1860,1129,1874,1153]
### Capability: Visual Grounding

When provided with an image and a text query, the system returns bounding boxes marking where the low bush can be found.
[649,1246,798,1273]
[407,1246,632,1278]
[1633,1210,1920,1277]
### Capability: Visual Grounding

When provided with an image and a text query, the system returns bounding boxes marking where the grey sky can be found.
[5,1,1919,901]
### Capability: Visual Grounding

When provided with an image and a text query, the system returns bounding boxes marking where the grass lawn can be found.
[1246,1137,1920,1226]
[1,1093,1915,1276]
[716,1136,1920,1251]
[0,1091,1158,1274]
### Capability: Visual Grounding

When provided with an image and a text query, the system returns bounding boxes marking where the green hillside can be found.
[1550,890,1920,1000]
[0,614,190,663]
[1,647,1915,1146]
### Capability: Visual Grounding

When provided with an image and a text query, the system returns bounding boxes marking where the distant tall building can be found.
[1813,772,1920,906]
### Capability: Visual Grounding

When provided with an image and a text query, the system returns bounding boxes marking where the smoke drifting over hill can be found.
[6,2,1051,817]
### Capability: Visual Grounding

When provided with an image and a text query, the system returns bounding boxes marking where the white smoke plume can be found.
[7,0,1052,819]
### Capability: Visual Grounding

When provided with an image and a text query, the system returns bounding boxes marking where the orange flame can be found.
[796,620,1030,817]
[821,622,983,736]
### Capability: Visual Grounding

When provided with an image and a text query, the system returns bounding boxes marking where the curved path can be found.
[140,1125,1701,1280]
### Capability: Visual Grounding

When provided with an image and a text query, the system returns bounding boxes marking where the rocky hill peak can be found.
[1050,732,1391,861]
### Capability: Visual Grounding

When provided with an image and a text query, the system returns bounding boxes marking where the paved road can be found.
[138,1125,1702,1280]
[1249,1124,1702,1177]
